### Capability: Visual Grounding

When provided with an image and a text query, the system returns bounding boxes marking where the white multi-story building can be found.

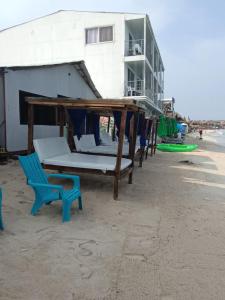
[0,10,164,114]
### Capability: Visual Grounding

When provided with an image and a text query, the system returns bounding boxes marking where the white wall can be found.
[4,64,96,151]
[0,11,145,99]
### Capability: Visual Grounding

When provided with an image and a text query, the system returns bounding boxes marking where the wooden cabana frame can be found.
[150,118,159,157]
[26,97,144,200]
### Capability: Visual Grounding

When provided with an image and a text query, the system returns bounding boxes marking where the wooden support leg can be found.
[128,170,133,184]
[59,106,64,137]
[150,123,155,157]
[114,110,127,200]
[107,116,110,133]
[139,147,145,167]
[28,103,34,153]
[154,120,159,155]
[145,120,152,160]
[139,112,146,167]
[145,143,149,159]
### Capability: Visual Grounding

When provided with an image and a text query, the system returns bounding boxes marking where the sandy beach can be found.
[1,137,225,299]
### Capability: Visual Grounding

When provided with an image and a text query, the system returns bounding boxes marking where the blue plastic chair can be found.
[19,152,82,222]
[0,188,4,230]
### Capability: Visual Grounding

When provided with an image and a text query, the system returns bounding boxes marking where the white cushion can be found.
[33,137,71,162]
[100,131,114,146]
[86,145,129,155]
[43,153,132,173]
[74,134,96,151]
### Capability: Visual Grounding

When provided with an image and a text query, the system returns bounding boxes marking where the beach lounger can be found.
[33,137,133,199]
[74,134,139,156]
[74,134,97,152]
[19,152,82,222]
[100,131,117,146]
[0,188,4,230]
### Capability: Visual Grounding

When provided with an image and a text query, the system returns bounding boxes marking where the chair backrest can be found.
[19,152,48,184]
[74,134,96,151]
[33,137,71,162]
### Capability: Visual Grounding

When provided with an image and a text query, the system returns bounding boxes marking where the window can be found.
[99,26,113,42]
[85,26,113,44]
[86,27,98,44]
[128,68,135,82]
[19,90,56,125]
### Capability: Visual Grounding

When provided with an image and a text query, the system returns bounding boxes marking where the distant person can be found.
[199,129,203,139]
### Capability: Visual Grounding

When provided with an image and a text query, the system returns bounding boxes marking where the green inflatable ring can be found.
[157,144,198,152]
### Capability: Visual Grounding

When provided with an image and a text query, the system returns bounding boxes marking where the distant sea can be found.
[202,129,225,147]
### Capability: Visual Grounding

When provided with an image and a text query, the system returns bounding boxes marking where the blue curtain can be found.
[113,111,133,139]
[68,109,87,139]
[93,114,100,145]
[113,111,121,138]
[138,114,147,147]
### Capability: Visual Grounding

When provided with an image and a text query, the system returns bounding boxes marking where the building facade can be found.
[161,97,175,117]
[0,61,100,151]
[0,10,164,115]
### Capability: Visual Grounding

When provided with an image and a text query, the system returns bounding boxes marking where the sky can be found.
[0,0,225,120]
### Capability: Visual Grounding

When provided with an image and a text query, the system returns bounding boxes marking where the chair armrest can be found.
[47,174,80,188]
[28,180,63,194]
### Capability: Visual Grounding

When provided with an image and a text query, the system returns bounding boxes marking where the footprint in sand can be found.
[78,240,97,256]
[79,264,93,279]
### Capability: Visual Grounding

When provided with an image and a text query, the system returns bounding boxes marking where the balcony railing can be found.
[125,39,144,56]
[124,80,144,96]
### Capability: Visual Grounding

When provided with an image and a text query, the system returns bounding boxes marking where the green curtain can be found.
[158,115,178,138]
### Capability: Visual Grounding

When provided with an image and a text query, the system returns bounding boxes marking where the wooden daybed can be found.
[26,98,144,199]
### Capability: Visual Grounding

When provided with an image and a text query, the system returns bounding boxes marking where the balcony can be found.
[125,39,144,56]
[124,80,144,97]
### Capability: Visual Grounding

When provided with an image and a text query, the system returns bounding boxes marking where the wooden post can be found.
[112,118,116,141]
[128,113,134,158]
[59,106,64,137]
[65,109,74,150]
[28,103,34,153]
[154,119,159,155]
[145,119,153,159]
[139,112,146,167]
[114,110,126,200]
[128,111,138,184]
[150,120,155,156]
[107,116,110,133]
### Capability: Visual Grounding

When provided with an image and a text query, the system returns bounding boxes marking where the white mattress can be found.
[34,137,71,162]
[34,137,132,172]
[73,136,139,155]
[43,153,132,173]
[80,144,140,155]
[74,134,96,152]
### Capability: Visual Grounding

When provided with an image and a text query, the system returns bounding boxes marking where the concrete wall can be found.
[4,64,96,151]
[0,11,145,99]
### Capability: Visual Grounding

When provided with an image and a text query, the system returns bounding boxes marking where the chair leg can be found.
[62,200,71,222]
[31,198,43,216]
[78,196,83,210]
[0,218,4,230]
